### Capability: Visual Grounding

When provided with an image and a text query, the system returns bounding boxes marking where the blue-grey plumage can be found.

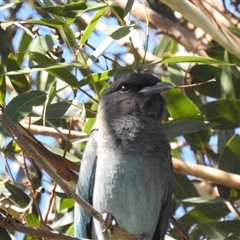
[75,72,173,240]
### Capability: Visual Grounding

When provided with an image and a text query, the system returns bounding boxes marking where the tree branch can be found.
[0,213,81,240]
[173,158,240,189]
[20,122,87,140]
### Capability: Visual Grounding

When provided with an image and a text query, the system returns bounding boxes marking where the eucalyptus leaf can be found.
[163,120,217,139]
[201,99,240,129]
[218,134,240,200]
[166,89,211,149]
[5,90,47,124]
[104,24,135,40]
[40,2,108,17]
[6,53,30,93]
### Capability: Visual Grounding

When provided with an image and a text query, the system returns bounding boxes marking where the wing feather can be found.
[74,129,98,238]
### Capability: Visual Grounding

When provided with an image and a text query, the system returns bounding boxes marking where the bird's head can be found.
[99,72,172,121]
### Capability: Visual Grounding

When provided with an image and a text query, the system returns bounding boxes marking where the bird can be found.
[74,72,173,240]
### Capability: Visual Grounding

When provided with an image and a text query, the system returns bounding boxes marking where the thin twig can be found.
[22,153,44,222]
[139,0,150,71]
[44,183,57,224]
[170,216,190,240]
[175,78,216,89]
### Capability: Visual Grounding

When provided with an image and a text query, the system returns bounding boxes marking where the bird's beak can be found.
[139,82,173,94]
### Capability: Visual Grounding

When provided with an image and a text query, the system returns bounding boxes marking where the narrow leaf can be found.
[221,51,235,99]
[80,6,108,45]
[166,89,211,149]
[40,2,108,17]
[6,53,30,93]
[201,99,240,129]
[104,24,135,40]
[163,121,217,139]
[0,61,6,103]
[218,134,240,200]
[5,90,46,124]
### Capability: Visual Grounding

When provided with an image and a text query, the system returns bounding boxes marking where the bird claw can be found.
[102,213,117,236]
[137,234,150,240]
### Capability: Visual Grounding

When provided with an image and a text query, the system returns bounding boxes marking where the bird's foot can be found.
[137,234,150,240]
[102,213,117,236]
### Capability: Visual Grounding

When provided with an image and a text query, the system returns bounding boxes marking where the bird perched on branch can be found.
[74,72,173,240]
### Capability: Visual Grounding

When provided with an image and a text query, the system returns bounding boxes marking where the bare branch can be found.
[20,122,87,140]
[173,158,240,189]
[0,214,81,240]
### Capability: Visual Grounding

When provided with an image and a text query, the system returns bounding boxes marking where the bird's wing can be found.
[153,180,173,240]
[74,128,98,238]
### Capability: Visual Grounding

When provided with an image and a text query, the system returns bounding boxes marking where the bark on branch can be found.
[173,157,240,189]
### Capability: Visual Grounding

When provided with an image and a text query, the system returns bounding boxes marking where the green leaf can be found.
[213,220,240,235]
[197,222,227,239]
[154,35,177,58]
[32,100,83,119]
[66,224,74,236]
[166,88,211,149]
[217,129,235,155]
[162,56,231,65]
[5,90,46,124]
[48,81,57,104]
[6,53,30,93]
[218,134,240,200]
[221,51,235,99]
[190,65,240,99]
[84,117,96,134]
[163,121,217,139]
[5,140,21,153]
[123,1,134,18]
[58,25,76,49]
[60,198,74,210]
[197,221,240,239]
[181,197,222,204]
[190,65,221,98]
[80,6,108,45]
[0,61,6,103]
[174,173,200,201]
[17,30,32,64]
[26,18,65,29]
[179,201,229,232]
[5,183,31,208]
[28,52,79,88]
[29,34,59,54]
[47,146,80,163]
[201,99,240,129]
[25,213,40,228]
[40,2,108,18]
[104,24,135,40]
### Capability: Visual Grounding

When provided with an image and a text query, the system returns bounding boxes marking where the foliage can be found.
[0,0,240,239]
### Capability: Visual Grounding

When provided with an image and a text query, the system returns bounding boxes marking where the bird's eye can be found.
[118,85,131,93]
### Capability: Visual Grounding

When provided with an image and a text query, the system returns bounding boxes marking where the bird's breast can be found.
[92,145,171,239]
